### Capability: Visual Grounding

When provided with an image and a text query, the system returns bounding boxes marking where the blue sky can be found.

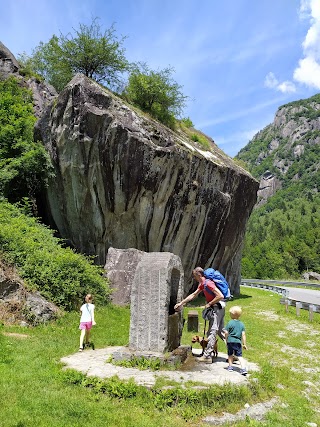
[1,0,320,157]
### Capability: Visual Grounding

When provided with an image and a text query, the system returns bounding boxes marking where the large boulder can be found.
[302,271,320,281]
[104,247,144,305]
[36,74,259,294]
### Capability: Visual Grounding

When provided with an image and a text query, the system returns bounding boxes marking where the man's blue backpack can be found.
[203,268,231,299]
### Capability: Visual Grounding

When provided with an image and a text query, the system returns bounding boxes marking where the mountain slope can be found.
[236,94,320,279]
[237,93,320,205]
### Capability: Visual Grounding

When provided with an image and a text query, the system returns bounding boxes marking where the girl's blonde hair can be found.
[229,305,242,319]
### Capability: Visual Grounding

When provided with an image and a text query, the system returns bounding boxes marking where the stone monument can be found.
[129,252,184,353]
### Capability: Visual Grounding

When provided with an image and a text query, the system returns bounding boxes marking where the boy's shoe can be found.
[227,366,233,372]
[240,368,247,376]
[196,355,212,363]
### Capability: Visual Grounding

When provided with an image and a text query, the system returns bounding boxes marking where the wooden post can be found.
[187,310,199,332]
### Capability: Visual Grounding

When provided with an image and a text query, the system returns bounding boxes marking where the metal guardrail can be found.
[241,278,320,289]
[241,279,320,322]
[241,280,288,296]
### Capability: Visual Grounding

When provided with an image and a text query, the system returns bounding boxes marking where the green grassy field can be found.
[1,287,319,427]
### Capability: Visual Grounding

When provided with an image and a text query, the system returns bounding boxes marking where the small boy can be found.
[224,305,247,375]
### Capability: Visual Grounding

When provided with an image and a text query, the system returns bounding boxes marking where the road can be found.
[282,287,320,305]
[241,279,320,305]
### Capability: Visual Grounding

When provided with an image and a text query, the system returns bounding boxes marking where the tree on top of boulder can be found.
[124,63,188,128]
[19,18,130,92]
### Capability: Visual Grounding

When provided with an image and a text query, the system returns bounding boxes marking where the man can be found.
[174,266,226,362]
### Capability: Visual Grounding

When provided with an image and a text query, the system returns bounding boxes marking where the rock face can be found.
[257,170,282,207]
[0,41,19,76]
[0,260,60,325]
[302,271,320,281]
[36,74,258,293]
[237,94,320,205]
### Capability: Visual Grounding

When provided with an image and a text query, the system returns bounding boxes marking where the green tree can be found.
[20,18,129,92]
[0,77,52,203]
[124,63,188,128]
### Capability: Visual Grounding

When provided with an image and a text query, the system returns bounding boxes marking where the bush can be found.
[0,76,53,203]
[180,117,193,128]
[124,64,187,128]
[0,200,110,310]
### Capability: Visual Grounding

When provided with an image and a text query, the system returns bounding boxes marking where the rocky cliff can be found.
[237,94,320,205]
[35,74,258,293]
[0,41,57,118]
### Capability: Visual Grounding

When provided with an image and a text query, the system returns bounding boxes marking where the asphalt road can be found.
[282,287,320,305]
[241,279,320,305]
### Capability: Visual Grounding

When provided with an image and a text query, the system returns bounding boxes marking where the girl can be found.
[79,294,96,351]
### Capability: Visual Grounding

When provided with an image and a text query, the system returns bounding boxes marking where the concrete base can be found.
[61,346,259,388]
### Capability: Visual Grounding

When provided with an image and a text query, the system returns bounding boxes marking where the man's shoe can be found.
[240,368,247,376]
[196,355,211,363]
[227,366,234,372]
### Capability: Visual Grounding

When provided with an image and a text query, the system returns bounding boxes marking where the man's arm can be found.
[174,288,202,311]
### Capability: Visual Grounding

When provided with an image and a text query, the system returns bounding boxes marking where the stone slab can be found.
[61,346,259,388]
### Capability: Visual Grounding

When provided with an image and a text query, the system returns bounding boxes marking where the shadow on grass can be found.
[231,293,253,301]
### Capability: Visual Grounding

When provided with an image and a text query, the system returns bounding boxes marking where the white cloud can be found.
[277,81,296,93]
[293,0,320,89]
[294,56,320,89]
[265,72,278,89]
[264,72,296,93]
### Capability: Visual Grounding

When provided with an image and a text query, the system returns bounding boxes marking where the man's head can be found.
[229,305,242,319]
[192,267,204,282]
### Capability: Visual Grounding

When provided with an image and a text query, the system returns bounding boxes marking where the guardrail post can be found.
[309,305,315,322]
[296,302,302,317]
[285,299,289,312]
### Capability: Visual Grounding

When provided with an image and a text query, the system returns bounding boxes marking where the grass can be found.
[0,287,320,426]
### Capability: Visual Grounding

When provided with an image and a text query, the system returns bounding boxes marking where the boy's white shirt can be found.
[80,303,95,323]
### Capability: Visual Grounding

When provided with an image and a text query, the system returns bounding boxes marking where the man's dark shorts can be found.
[227,342,242,357]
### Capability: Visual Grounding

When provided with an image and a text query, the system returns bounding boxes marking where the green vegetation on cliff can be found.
[242,192,320,278]
[237,96,320,279]
[0,76,52,203]
[124,64,187,128]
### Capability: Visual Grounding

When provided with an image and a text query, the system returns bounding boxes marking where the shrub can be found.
[0,76,53,203]
[0,200,110,310]
[180,117,194,128]
[124,64,187,128]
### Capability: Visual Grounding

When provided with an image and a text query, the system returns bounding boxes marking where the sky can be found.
[1,0,320,157]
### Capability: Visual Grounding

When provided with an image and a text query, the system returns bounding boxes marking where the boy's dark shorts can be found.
[227,342,242,357]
